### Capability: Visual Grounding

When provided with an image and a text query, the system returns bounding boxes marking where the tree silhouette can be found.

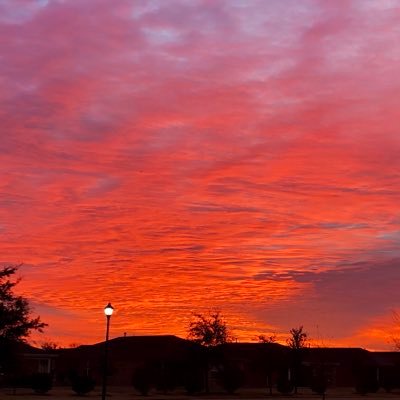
[258,334,277,343]
[41,341,59,351]
[188,311,230,346]
[257,334,278,394]
[287,326,308,394]
[188,311,231,393]
[287,326,308,350]
[0,265,46,342]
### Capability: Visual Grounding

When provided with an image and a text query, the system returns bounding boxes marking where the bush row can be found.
[7,373,95,395]
[7,370,396,396]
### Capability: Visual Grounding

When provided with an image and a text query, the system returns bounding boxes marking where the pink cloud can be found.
[1,0,399,348]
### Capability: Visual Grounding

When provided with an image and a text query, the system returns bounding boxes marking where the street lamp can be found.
[101,303,114,400]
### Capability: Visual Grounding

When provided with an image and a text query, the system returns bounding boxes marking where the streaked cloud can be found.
[1,0,399,349]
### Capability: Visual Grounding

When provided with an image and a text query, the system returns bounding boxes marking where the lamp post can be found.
[101,303,114,400]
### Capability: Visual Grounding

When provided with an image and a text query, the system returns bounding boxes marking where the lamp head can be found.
[104,302,114,317]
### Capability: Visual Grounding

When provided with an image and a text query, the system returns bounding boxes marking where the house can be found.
[6,335,400,391]
[213,342,290,388]
[54,336,400,389]
[0,341,57,387]
[55,335,201,386]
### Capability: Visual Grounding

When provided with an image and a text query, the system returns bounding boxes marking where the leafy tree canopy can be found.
[188,311,231,346]
[0,265,47,342]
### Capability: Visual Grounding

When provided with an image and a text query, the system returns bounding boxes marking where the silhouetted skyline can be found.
[1,0,399,350]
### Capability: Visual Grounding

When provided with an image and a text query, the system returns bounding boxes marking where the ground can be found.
[2,387,400,400]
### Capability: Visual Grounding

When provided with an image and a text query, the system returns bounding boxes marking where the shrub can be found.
[381,371,399,393]
[184,367,204,395]
[217,364,245,394]
[311,377,328,395]
[7,374,31,389]
[31,373,53,394]
[71,375,95,396]
[154,364,178,393]
[276,374,294,394]
[355,380,368,395]
[133,366,153,396]
[355,378,379,395]
[369,380,379,393]
[310,368,328,395]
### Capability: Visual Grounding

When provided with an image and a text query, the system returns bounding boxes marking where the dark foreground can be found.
[2,387,400,400]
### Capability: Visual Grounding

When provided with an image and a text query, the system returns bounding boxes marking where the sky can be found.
[1,0,400,350]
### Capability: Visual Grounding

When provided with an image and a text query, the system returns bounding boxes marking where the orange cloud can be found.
[1,0,400,349]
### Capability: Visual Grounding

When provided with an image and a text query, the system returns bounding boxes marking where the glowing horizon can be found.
[1,0,400,351]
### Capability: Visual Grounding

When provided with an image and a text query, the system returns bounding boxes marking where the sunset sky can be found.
[1,0,400,350]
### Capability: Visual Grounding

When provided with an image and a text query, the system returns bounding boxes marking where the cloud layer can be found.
[1,0,400,349]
